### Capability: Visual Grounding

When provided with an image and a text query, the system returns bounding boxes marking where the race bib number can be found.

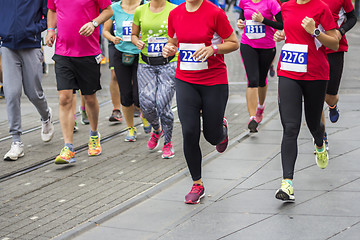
[122,21,132,42]
[280,44,308,73]
[179,43,208,71]
[148,37,168,57]
[245,20,265,39]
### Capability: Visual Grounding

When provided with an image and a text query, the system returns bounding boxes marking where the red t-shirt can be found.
[277,0,337,81]
[167,0,234,85]
[324,0,354,54]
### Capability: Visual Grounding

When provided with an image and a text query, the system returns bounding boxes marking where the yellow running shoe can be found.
[88,133,101,156]
[315,142,329,169]
[55,146,75,164]
[141,117,151,134]
[275,179,295,202]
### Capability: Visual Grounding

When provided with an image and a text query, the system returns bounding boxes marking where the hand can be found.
[274,30,285,42]
[252,10,264,23]
[301,16,316,35]
[192,46,214,62]
[335,29,342,41]
[112,36,122,45]
[162,43,177,58]
[237,19,245,30]
[135,39,145,50]
[45,30,56,47]
[79,22,95,37]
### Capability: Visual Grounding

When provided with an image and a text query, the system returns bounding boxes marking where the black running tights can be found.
[175,79,228,181]
[278,77,327,179]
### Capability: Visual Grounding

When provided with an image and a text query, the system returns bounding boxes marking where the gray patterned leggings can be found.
[137,62,176,144]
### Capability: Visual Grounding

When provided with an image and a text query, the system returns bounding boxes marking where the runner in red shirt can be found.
[321,0,357,150]
[163,0,239,204]
[273,0,339,202]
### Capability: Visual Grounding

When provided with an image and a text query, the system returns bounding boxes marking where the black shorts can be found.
[108,44,116,70]
[53,54,102,95]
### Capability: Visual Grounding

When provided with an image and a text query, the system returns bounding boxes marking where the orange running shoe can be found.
[88,133,101,156]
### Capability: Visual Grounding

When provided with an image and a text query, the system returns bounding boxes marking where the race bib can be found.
[245,20,265,39]
[148,37,168,57]
[179,43,208,71]
[280,44,308,73]
[122,21,132,42]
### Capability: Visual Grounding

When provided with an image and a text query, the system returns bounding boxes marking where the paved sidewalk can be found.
[70,92,360,240]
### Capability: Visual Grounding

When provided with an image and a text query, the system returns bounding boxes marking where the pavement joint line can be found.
[55,108,280,240]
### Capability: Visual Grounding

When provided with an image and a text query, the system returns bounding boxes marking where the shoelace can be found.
[190,185,203,194]
[61,147,73,158]
[150,133,160,142]
[89,136,99,149]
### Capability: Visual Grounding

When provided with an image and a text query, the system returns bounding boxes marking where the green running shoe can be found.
[315,142,329,169]
[275,179,295,202]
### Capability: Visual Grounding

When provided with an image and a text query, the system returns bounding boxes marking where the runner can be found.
[163,0,239,204]
[46,0,113,164]
[273,0,339,202]
[237,0,283,133]
[0,0,55,161]
[103,0,150,142]
[321,0,357,150]
[131,0,177,158]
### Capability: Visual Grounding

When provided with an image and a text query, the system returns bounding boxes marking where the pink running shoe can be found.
[147,131,162,150]
[185,184,205,204]
[216,118,228,153]
[162,141,174,159]
[255,105,265,123]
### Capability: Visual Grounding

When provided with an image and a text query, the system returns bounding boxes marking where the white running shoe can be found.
[41,107,54,142]
[4,142,24,161]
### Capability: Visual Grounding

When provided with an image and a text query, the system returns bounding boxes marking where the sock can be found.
[80,106,85,111]
[250,116,256,120]
[12,134,21,143]
[90,130,98,137]
[316,144,325,153]
[154,129,161,135]
[74,114,77,120]
[64,143,74,152]
[257,103,265,109]
[284,179,293,186]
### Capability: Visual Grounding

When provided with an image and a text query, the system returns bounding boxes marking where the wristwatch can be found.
[337,27,346,36]
[312,28,321,38]
[92,20,99,28]
[211,44,219,55]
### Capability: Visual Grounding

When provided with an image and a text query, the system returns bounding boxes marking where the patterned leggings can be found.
[137,62,176,144]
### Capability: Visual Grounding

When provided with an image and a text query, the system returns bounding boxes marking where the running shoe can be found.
[324,132,329,151]
[88,133,102,156]
[148,131,162,150]
[162,141,174,159]
[329,105,340,123]
[0,85,4,99]
[4,142,24,161]
[73,120,79,133]
[248,116,258,133]
[269,64,275,77]
[55,146,75,164]
[315,142,329,169]
[134,108,140,118]
[255,105,265,123]
[185,184,205,204]
[79,106,89,125]
[125,127,137,142]
[141,117,152,134]
[41,107,55,142]
[109,109,123,123]
[275,179,295,202]
[216,118,228,153]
